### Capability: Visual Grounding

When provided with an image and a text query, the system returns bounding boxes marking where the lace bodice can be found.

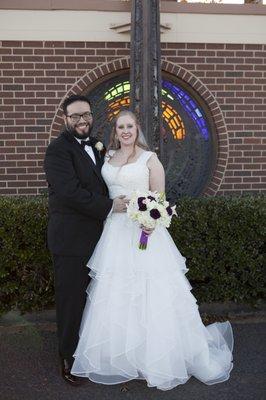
[101,150,154,199]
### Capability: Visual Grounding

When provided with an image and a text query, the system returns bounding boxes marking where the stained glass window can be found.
[101,79,209,143]
[88,73,215,198]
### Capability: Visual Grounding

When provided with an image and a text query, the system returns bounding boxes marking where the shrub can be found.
[169,195,265,304]
[0,196,53,314]
[0,195,265,315]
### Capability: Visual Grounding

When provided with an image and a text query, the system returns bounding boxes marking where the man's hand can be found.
[113,196,129,213]
[140,225,154,236]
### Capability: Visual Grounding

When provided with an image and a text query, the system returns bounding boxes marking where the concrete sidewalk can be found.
[1,301,265,331]
[0,303,265,400]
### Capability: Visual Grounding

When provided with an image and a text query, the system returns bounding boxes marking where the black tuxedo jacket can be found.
[44,129,113,257]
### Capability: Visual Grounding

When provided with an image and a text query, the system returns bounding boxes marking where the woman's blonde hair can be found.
[107,109,149,164]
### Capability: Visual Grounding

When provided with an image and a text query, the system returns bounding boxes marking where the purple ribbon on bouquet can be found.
[139,230,148,250]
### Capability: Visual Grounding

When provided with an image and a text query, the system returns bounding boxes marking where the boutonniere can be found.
[95,141,104,152]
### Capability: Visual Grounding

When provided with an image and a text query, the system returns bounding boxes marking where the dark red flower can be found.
[138,197,147,211]
[147,196,156,202]
[166,206,173,216]
[150,209,161,220]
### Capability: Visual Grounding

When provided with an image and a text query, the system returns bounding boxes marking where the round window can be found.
[88,72,216,199]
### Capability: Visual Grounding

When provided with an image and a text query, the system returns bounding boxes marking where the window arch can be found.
[88,72,216,198]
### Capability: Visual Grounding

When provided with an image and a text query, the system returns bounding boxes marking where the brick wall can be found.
[161,43,266,195]
[0,40,265,195]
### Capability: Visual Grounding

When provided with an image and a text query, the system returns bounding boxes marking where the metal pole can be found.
[130,0,162,154]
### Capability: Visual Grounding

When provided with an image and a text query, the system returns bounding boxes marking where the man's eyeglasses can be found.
[67,112,93,123]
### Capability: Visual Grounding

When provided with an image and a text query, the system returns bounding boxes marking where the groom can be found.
[44,95,127,385]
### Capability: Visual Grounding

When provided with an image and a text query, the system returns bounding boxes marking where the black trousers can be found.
[52,254,90,366]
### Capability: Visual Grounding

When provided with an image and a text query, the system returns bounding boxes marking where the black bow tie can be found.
[80,140,92,148]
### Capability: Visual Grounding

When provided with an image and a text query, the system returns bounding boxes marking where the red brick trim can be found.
[50,57,130,139]
[50,57,227,196]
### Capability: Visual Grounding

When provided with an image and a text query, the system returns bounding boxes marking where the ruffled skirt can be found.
[71,214,233,391]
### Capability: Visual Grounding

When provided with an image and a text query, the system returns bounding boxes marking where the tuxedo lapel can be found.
[91,145,104,170]
[77,143,106,185]
[61,130,106,186]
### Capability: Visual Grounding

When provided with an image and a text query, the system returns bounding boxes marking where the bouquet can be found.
[127,191,177,250]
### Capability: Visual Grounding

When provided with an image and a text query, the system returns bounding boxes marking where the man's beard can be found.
[66,122,93,140]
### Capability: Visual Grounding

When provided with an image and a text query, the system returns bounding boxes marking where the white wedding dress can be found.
[71,150,233,391]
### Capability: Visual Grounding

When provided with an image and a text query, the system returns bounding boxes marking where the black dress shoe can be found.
[61,358,85,386]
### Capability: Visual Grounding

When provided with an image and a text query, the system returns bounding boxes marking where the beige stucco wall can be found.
[0,10,265,43]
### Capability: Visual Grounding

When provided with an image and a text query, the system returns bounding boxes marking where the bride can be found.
[71,110,233,391]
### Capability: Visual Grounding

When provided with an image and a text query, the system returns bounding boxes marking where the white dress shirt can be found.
[75,136,113,217]
[75,137,96,164]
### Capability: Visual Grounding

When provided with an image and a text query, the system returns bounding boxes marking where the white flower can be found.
[95,141,104,152]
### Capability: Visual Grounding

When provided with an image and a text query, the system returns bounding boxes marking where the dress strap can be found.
[138,151,156,165]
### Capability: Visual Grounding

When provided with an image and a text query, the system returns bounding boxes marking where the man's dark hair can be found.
[62,95,92,115]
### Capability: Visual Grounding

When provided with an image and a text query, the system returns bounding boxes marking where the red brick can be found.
[253,171,266,176]
[234,183,252,189]
[16,134,36,140]
[25,70,45,76]
[2,41,22,47]
[13,48,33,54]
[5,127,24,133]
[18,174,37,180]
[44,41,64,48]
[17,161,37,167]
[0,147,15,153]
[6,154,25,160]
[2,56,22,62]
[18,188,38,194]
[3,70,23,76]
[226,58,244,64]
[234,171,251,176]
[244,138,262,144]
[27,154,44,160]
[8,181,27,187]
[0,188,17,194]
[0,92,14,98]
[234,157,252,163]
[66,42,85,48]
[23,41,44,47]
[14,63,34,69]
[251,183,265,189]
[225,72,244,77]
[224,177,242,183]
[227,164,243,170]
[244,98,263,104]
[197,64,215,71]
[245,71,262,77]
[0,78,13,84]
[166,43,186,49]
[245,44,262,50]
[226,44,244,50]
[0,48,12,54]
[245,58,263,64]
[252,157,266,163]
[219,184,233,190]
[25,99,45,104]
[7,167,26,174]
[205,44,224,50]
[3,84,23,91]
[254,65,266,71]
[243,164,261,170]
[0,174,17,180]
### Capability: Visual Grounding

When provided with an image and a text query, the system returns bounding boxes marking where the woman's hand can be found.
[140,225,154,236]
